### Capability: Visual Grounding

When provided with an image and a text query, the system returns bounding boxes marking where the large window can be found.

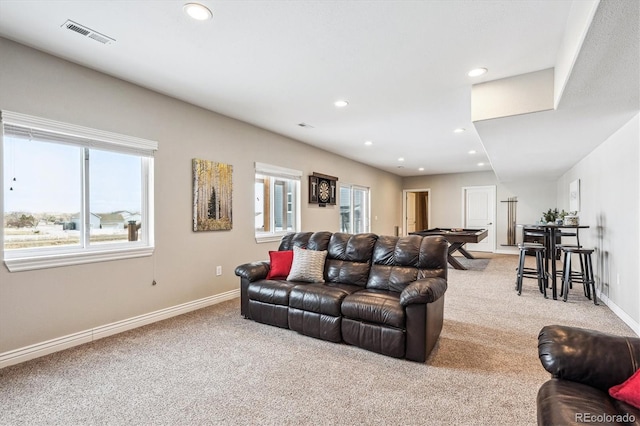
[255,162,301,242]
[340,184,370,233]
[1,111,157,271]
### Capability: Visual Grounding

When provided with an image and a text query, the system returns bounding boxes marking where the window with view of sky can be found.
[4,136,143,250]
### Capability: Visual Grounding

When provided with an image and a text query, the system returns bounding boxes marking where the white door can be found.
[406,192,417,233]
[462,186,496,252]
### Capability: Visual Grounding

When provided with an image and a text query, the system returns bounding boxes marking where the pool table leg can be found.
[456,244,475,259]
[447,242,469,270]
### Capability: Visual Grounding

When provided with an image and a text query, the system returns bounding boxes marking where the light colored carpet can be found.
[449,255,490,271]
[0,253,634,425]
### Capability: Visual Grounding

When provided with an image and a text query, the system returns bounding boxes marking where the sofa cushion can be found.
[537,379,625,426]
[341,289,405,329]
[288,309,343,342]
[266,250,294,279]
[325,232,377,286]
[371,235,422,266]
[287,246,327,283]
[248,300,290,329]
[367,235,447,291]
[368,264,420,293]
[327,232,378,262]
[248,280,299,306]
[342,318,405,359]
[279,231,332,251]
[289,283,362,316]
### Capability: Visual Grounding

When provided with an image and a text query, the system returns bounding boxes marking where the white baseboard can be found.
[0,289,240,369]
[596,290,640,336]
[495,248,519,255]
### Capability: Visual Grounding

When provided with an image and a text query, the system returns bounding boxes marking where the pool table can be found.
[410,228,488,270]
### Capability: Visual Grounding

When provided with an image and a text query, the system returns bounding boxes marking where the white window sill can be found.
[4,246,154,272]
[255,234,288,244]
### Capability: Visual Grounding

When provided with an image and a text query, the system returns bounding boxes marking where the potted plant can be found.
[542,208,559,224]
[542,208,570,224]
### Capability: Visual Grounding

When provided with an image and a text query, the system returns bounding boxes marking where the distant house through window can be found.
[255,162,301,242]
[1,111,157,271]
[340,184,370,234]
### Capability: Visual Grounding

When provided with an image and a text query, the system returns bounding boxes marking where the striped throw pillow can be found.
[287,246,327,283]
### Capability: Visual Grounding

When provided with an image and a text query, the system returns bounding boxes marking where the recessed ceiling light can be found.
[477,162,485,166]
[468,67,488,77]
[184,3,213,20]
[454,128,466,133]
[398,157,405,162]
[334,100,349,108]
[418,167,424,171]
[364,140,373,146]
[468,150,477,155]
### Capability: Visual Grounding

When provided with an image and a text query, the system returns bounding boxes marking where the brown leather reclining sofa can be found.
[537,325,640,425]
[234,231,448,362]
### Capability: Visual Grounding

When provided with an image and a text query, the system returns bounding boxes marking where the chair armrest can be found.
[234,261,270,282]
[400,277,447,306]
[538,325,640,392]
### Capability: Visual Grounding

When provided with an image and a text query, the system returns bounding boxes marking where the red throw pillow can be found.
[266,250,294,279]
[610,368,640,409]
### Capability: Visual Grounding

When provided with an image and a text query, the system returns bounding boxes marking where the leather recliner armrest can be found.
[234,261,270,282]
[538,325,640,392]
[399,277,447,306]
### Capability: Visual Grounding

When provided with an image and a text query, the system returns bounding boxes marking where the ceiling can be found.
[0,1,637,180]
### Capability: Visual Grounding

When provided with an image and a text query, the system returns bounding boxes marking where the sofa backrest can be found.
[366,235,448,292]
[278,231,332,251]
[324,232,378,287]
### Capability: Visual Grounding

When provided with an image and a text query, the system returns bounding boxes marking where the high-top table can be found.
[520,224,589,299]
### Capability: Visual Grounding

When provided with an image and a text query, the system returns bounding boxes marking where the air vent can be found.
[61,20,115,44]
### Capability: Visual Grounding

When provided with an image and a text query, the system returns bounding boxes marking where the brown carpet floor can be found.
[0,253,634,425]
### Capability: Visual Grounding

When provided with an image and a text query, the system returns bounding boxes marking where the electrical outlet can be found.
[216,266,222,276]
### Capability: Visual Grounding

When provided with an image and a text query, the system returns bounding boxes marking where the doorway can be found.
[461,185,496,252]
[403,189,430,235]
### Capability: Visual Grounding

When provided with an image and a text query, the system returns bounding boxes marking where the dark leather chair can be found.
[537,325,640,425]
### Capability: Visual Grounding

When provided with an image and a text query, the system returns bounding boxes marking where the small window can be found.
[255,162,301,243]
[1,111,157,271]
[340,184,370,234]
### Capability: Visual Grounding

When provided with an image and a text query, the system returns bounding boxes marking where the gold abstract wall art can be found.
[192,158,233,231]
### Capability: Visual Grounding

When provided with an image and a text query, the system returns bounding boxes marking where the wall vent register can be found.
[62,20,115,45]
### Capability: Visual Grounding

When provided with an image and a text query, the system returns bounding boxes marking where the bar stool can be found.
[516,243,548,298]
[555,228,583,276]
[555,244,583,284]
[560,246,598,305]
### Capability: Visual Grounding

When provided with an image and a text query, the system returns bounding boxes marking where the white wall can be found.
[0,38,403,354]
[472,68,554,122]
[556,113,639,330]
[402,171,557,253]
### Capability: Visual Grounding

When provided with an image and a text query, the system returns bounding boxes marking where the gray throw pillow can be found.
[287,246,327,283]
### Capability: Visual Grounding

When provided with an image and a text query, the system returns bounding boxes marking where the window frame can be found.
[1,110,157,272]
[254,162,301,243]
[339,183,370,234]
